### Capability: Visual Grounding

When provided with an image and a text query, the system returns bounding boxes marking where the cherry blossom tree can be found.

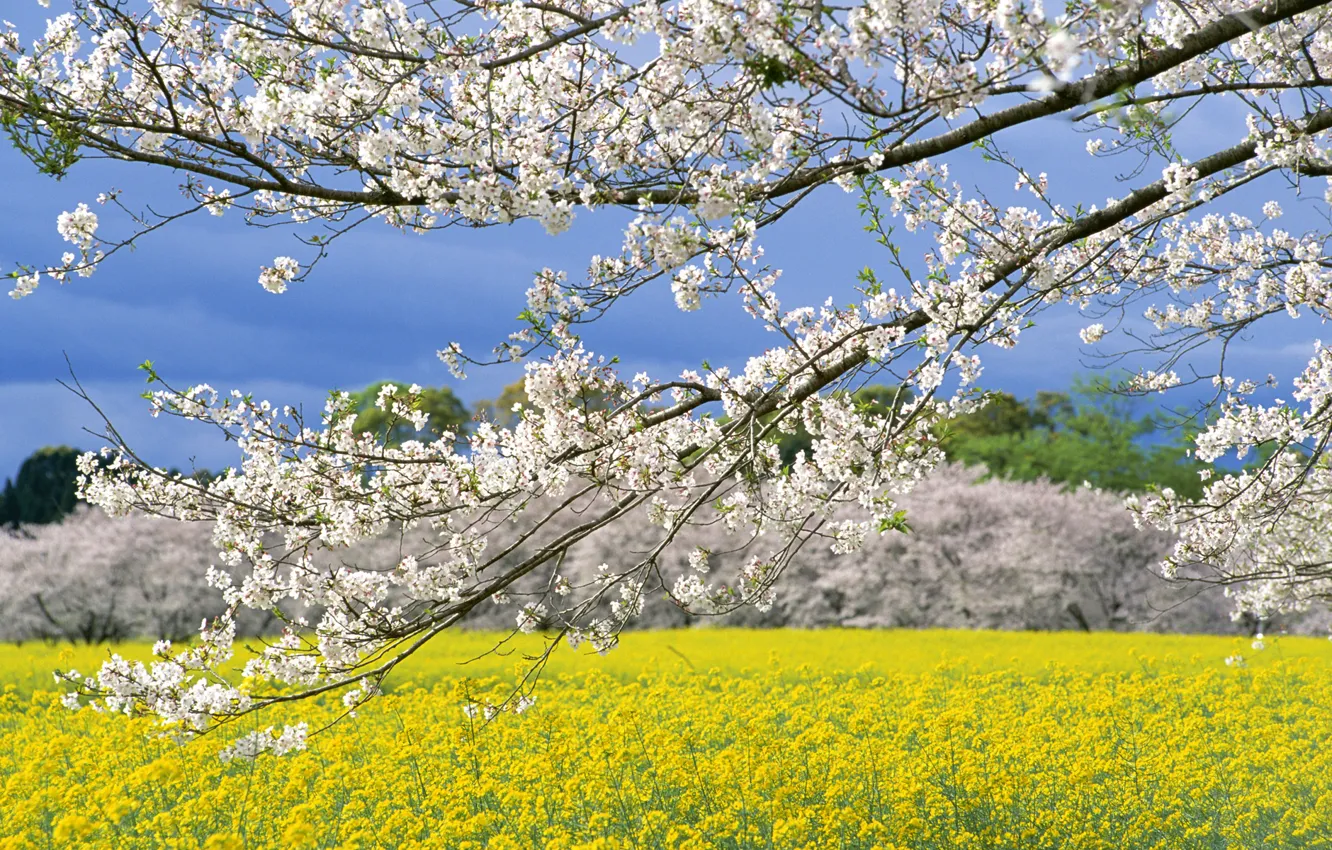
[0,507,260,644]
[0,469,1247,641]
[444,463,1254,634]
[4,0,1332,752]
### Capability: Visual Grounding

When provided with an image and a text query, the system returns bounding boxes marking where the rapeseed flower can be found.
[1,629,1329,848]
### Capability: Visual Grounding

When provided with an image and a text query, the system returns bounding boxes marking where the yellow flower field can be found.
[2,629,1331,849]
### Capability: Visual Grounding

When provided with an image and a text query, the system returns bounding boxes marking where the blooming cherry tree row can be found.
[4,0,1332,750]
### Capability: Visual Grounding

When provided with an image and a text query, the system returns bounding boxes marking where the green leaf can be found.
[876,510,912,534]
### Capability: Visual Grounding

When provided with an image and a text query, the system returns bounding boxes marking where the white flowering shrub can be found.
[449,464,1294,634]
[2,469,1287,643]
[0,508,277,643]
[3,0,1332,745]
[726,465,1234,634]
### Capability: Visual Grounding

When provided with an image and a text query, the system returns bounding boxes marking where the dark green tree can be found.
[939,378,1209,497]
[348,382,470,448]
[939,391,1052,444]
[0,478,15,527]
[5,446,83,526]
[767,384,916,469]
[472,379,530,429]
[472,378,613,430]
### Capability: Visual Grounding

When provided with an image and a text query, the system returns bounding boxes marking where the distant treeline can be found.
[1,464,1315,644]
[2,376,1214,529]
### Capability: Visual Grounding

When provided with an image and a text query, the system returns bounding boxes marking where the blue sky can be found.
[1,7,1324,482]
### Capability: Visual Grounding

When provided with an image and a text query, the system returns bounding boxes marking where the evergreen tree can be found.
[7,447,83,526]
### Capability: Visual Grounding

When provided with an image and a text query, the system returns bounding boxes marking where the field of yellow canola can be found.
[2,629,1332,850]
